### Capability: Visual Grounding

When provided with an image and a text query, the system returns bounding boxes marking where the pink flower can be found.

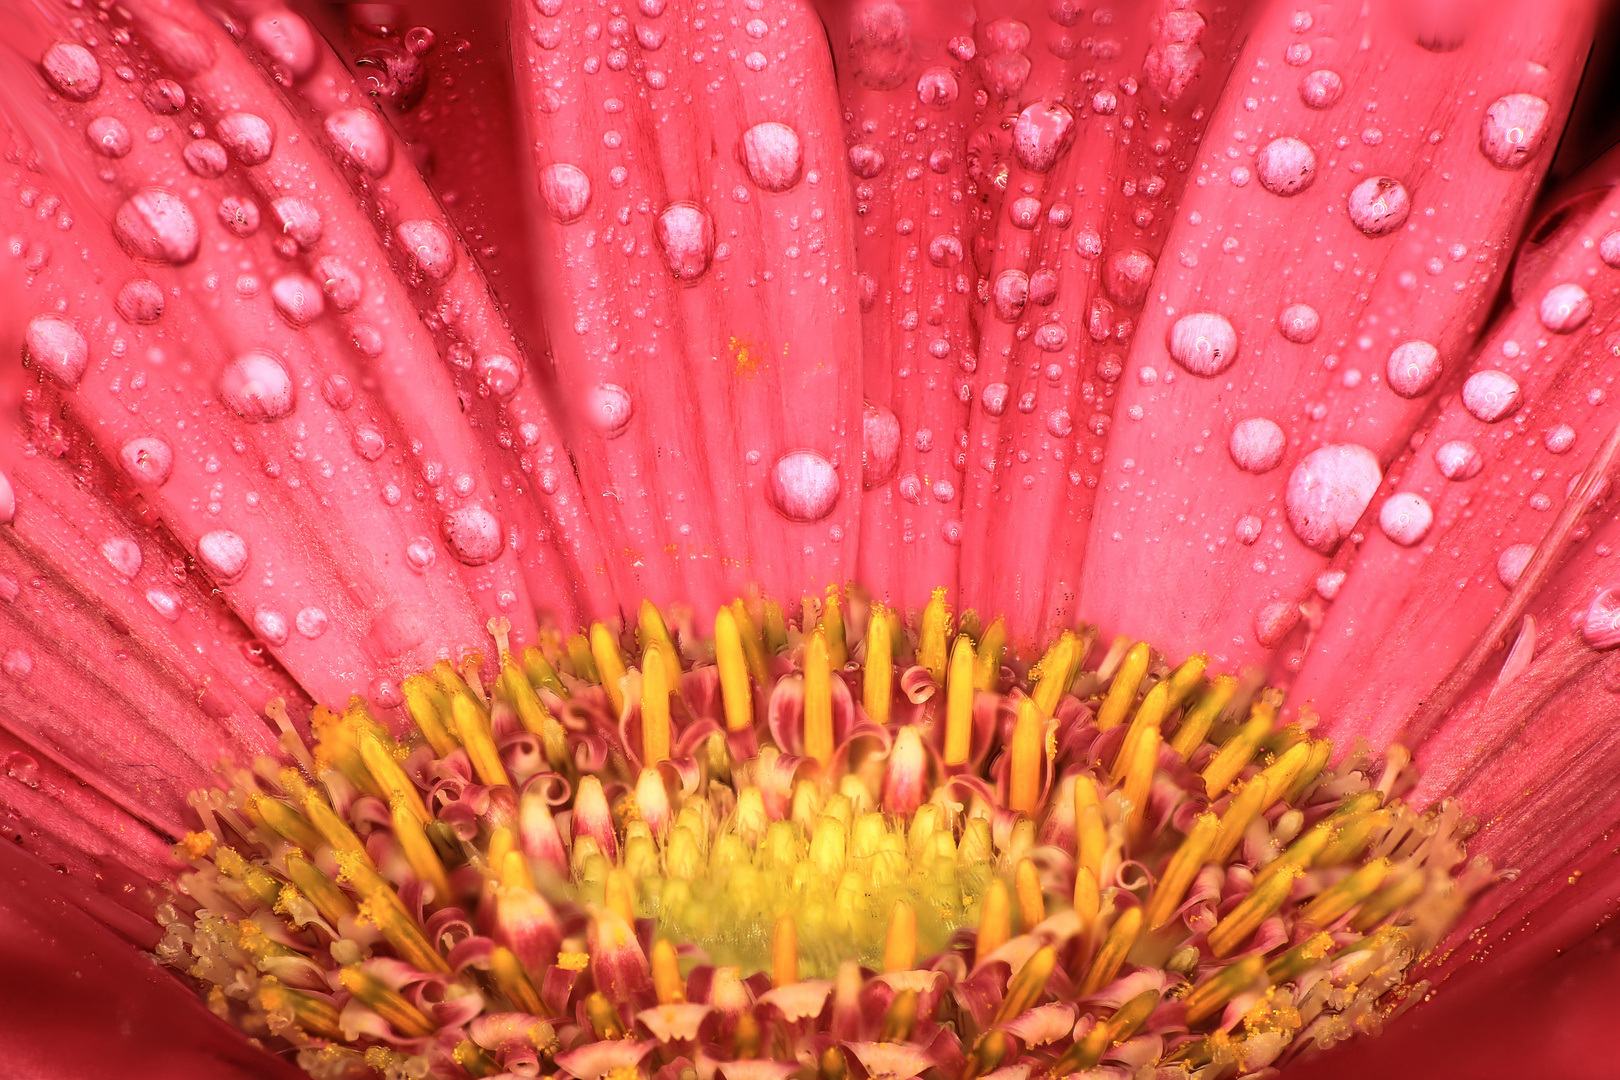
[1,1,1617,1077]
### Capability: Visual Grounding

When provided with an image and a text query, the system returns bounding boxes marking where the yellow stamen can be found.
[251,795,325,854]
[258,978,344,1040]
[392,796,451,902]
[651,938,686,1003]
[943,636,976,766]
[493,638,568,770]
[973,617,1006,692]
[993,945,1055,1023]
[1164,653,1208,709]
[1079,906,1141,995]
[641,644,672,766]
[1267,931,1335,983]
[403,675,460,758]
[566,633,598,681]
[1074,777,1107,884]
[1255,822,1333,892]
[1032,631,1079,717]
[1073,866,1100,929]
[1095,642,1150,730]
[1144,812,1218,929]
[521,643,565,696]
[1170,674,1236,759]
[1254,740,1313,812]
[589,622,628,715]
[1300,859,1390,927]
[1050,989,1158,1075]
[283,852,356,924]
[863,603,893,725]
[714,605,754,732]
[502,848,537,894]
[1352,867,1427,932]
[359,733,429,824]
[1319,809,1389,866]
[451,692,511,788]
[820,1046,848,1080]
[772,914,798,987]
[340,965,436,1037]
[488,825,516,880]
[1183,954,1265,1024]
[491,945,544,1013]
[1121,724,1159,839]
[584,991,625,1039]
[302,792,372,866]
[1111,679,1170,781]
[1284,738,1335,804]
[1211,776,1271,863]
[605,867,637,926]
[1202,697,1277,798]
[762,598,789,654]
[883,898,918,972]
[804,628,834,768]
[456,1042,499,1078]
[1008,697,1043,814]
[1209,863,1297,957]
[918,587,951,685]
[975,879,1011,963]
[340,853,450,973]
[962,1031,1008,1080]
[822,591,848,669]
[1014,858,1045,930]
[728,600,771,686]
[638,600,683,689]
[881,989,918,1042]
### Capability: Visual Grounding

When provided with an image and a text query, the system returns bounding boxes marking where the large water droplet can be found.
[916,67,959,109]
[1033,323,1068,352]
[296,606,329,639]
[1102,249,1154,307]
[271,197,323,249]
[271,274,325,327]
[1538,283,1591,333]
[655,204,715,281]
[476,354,523,397]
[215,112,275,166]
[1433,439,1482,480]
[219,195,261,237]
[1581,587,1620,649]
[1298,69,1343,109]
[87,116,132,158]
[1277,303,1320,343]
[1461,370,1520,422]
[144,79,186,114]
[196,530,249,582]
[539,163,592,223]
[1497,543,1534,589]
[325,107,392,177]
[1229,417,1286,473]
[1385,340,1441,398]
[250,11,318,80]
[1286,443,1382,553]
[927,235,963,267]
[41,42,101,101]
[847,143,886,178]
[862,403,900,489]
[120,435,173,485]
[585,383,634,438]
[740,122,804,192]
[1479,94,1550,169]
[981,382,1010,416]
[1600,230,1620,268]
[354,426,386,460]
[406,536,437,571]
[849,1,911,90]
[1255,137,1316,196]
[442,506,504,565]
[396,219,455,279]
[315,256,362,311]
[1011,101,1075,172]
[23,314,88,388]
[99,537,142,579]
[221,350,296,421]
[115,189,200,265]
[115,279,165,325]
[1166,311,1238,376]
[1545,424,1576,454]
[254,606,290,646]
[1347,177,1411,236]
[1378,492,1434,546]
[769,450,839,522]
[183,139,229,178]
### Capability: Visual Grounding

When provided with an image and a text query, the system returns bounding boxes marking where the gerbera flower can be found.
[0,0,1617,1078]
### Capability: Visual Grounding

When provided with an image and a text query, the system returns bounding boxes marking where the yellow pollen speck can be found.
[558,951,591,971]
[180,831,215,859]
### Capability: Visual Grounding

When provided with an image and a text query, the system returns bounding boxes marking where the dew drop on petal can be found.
[219,195,261,238]
[1033,323,1068,352]
[396,219,455,279]
[1102,249,1155,307]
[1581,587,1620,649]
[1229,417,1286,473]
[1545,424,1576,454]
[250,11,318,80]
[655,204,715,281]
[41,43,101,101]
[1497,543,1534,589]
[183,139,229,178]
[585,383,633,438]
[981,382,1010,417]
[1538,283,1592,333]
[325,108,392,177]
[740,122,804,192]
[196,530,249,582]
[1479,93,1550,169]
[847,143,886,178]
[1277,303,1320,343]
[476,353,522,397]
[99,537,142,579]
[3,650,33,679]
[1255,136,1316,196]
[253,607,290,646]
[271,274,324,327]
[215,112,275,165]
[315,256,362,311]
[1011,101,1075,172]
[1347,177,1411,236]
[1378,492,1434,546]
[539,163,592,223]
[1255,601,1301,648]
[442,506,504,565]
[1600,230,1620,268]
[862,403,900,489]
[1433,439,1483,480]
[1316,569,1346,599]
[1235,515,1263,545]
[322,374,354,410]
[927,234,963,267]
[86,116,132,158]
[1166,311,1238,376]
[23,314,88,388]
[1298,69,1343,109]
[115,188,200,265]
[1461,370,1520,422]
[769,450,839,522]
[271,197,324,250]
[143,79,185,114]
[1285,443,1382,553]
[120,435,173,486]
[916,66,958,109]
[295,606,329,639]
[353,426,386,460]
[992,270,1029,321]
[147,588,182,620]
[1385,340,1441,398]
[405,536,437,571]
[115,279,165,325]
[221,350,296,421]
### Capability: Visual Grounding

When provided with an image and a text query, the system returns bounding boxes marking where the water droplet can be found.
[115,279,165,324]
[769,450,839,522]
[539,163,592,223]
[1298,69,1343,109]
[1255,136,1316,196]
[41,42,101,101]
[406,536,437,571]
[992,270,1029,322]
[4,751,40,786]
[1229,417,1286,473]
[1284,42,1312,66]
[1285,443,1382,553]
[1433,439,1483,480]
[476,353,522,397]
[1007,196,1042,229]
[196,530,249,582]
[86,116,132,158]
[739,122,803,192]
[1538,282,1591,333]
[1255,602,1300,648]
[296,606,329,639]
[23,314,88,388]
[1545,424,1576,453]
[1347,177,1411,236]
[847,143,886,179]
[350,323,384,358]
[1277,303,1320,343]
[1461,370,1520,423]
[115,189,199,265]
[183,139,229,178]
[1091,89,1118,115]
[1378,492,1434,546]
[251,11,318,80]
[215,112,275,166]
[655,204,714,281]
[1011,101,1075,172]
[1385,340,1441,398]
[916,67,959,109]
[271,274,324,327]
[1102,249,1154,307]
[1029,269,1058,305]
[1600,230,1620,269]
[585,383,633,437]
[271,197,323,249]
[1166,311,1238,376]
[1316,569,1346,599]
[396,219,455,279]
[1046,409,1073,437]
[354,426,386,460]
[254,606,290,646]
[146,588,182,620]
[100,536,143,579]
[3,650,34,679]
[1479,94,1550,169]
[927,234,963,267]
[120,435,173,486]
[1033,323,1068,352]
[862,403,899,489]
[143,78,185,114]
[315,256,362,311]
[1497,543,1534,589]
[1581,587,1620,649]
[442,506,504,565]
[981,382,1010,416]
[221,350,296,421]
[0,473,14,524]
[1235,515,1263,545]
[325,107,392,178]
[219,195,261,237]
[322,374,354,410]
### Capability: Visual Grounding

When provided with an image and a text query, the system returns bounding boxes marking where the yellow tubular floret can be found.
[392,796,451,902]
[773,915,798,987]
[452,692,511,788]
[358,733,429,824]
[638,600,683,689]
[589,622,628,715]
[863,604,892,725]
[1032,631,1078,717]
[973,617,1006,692]
[714,605,755,732]
[944,636,976,766]
[1170,674,1236,759]
[918,587,951,684]
[1095,642,1150,730]
[884,899,918,972]
[1202,697,1278,797]
[340,965,436,1037]
[1144,813,1218,929]
[822,591,847,669]
[641,644,672,766]
[804,628,834,768]
[402,674,460,758]
[1008,697,1043,815]
[1080,906,1141,995]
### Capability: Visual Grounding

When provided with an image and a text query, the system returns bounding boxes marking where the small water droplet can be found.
[442,506,504,565]
[406,536,437,571]
[655,204,715,281]
[1235,515,1263,545]
[325,108,393,178]
[1255,136,1316,196]
[981,382,1010,416]
[1166,311,1238,376]
[41,42,101,101]
[1102,249,1154,307]
[585,383,634,438]
[219,195,261,238]
[1378,492,1434,546]
[1386,340,1441,398]
[315,256,362,311]
[1229,417,1286,473]
[215,112,275,165]
[1011,101,1075,172]
[23,314,89,388]
[271,274,324,327]
[992,270,1029,322]
[1600,230,1620,269]
[539,163,593,223]
[296,606,329,638]
[196,530,249,582]
[1277,303,1320,343]
[254,606,290,646]
[847,143,886,179]
[476,353,522,397]
[1461,370,1520,423]
[3,650,33,679]
[100,536,143,579]
[183,138,229,178]
[1497,543,1534,589]
[1347,177,1411,236]
[927,234,963,267]
[115,188,199,265]
[769,450,839,522]
[396,219,455,279]
[1316,569,1346,599]
[862,402,900,489]
[146,588,182,621]
[1033,323,1068,352]
[1479,94,1550,169]
[271,197,323,250]
[916,67,959,109]
[740,122,803,192]
[1545,424,1576,454]
[322,374,354,410]
[1538,282,1591,333]
[1286,443,1382,553]
[354,426,386,460]
[120,435,174,485]
[221,350,296,421]
[143,78,185,114]
[1433,439,1483,480]
[115,278,165,324]
[86,116,133,158]
[1298,69,1343,109]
